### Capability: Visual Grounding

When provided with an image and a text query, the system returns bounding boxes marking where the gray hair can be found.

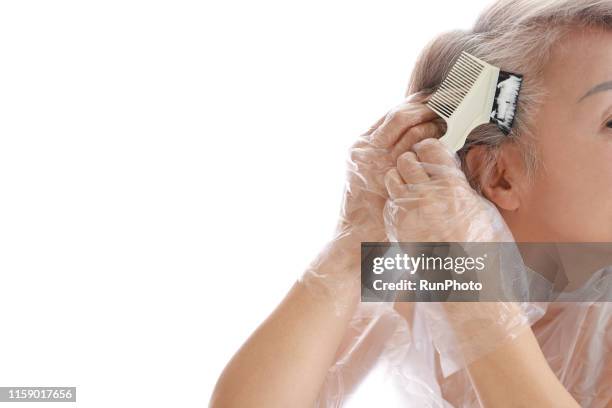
[406,0,612,194]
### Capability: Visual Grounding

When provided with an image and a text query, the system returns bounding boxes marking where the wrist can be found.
[299,238,363,310]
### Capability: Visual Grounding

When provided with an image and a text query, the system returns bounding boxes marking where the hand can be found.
[381,136,531,372]
[383,137,514,243]
[300,94,442,306]
[335,94,441,247]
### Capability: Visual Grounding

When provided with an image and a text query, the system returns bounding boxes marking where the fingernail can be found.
[412,138,436,150]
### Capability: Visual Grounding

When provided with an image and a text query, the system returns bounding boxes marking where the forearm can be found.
[466,325,580,408]
[210,251,360,408]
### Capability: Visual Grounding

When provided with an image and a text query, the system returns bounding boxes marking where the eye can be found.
[607,120,612,128]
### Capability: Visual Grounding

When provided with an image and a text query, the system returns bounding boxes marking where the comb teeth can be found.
[427,52,486,118]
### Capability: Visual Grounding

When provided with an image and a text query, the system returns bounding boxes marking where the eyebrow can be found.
[577,80,612,103]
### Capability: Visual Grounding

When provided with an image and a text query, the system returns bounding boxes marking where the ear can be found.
[465,143,524,211]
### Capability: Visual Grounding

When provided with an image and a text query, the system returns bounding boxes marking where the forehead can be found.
[543,27,612,98]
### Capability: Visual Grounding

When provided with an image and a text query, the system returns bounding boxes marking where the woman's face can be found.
[504,27,612,242]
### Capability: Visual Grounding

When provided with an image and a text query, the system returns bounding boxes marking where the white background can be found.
[0,1,490,406]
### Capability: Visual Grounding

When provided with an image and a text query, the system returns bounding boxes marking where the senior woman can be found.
[210,0,612,406]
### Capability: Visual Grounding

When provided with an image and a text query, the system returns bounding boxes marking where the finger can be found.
[362,114,387,137]
[384,168,406,200]
[396,151,430,184]
[391,121,443,162]
[348,143,394,174]
[360,94,427,136]
[411,138,460,170]
[369,102,438,149]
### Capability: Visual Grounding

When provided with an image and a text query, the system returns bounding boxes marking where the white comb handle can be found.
[439,65,500,152]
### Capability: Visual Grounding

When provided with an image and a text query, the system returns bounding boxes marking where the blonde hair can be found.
[407,0,612,194]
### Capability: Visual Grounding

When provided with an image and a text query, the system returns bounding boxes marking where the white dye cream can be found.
[493,74,522,129]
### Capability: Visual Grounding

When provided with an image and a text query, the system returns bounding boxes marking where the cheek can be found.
[527,142,612,241]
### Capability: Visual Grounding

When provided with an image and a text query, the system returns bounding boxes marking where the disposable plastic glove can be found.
[382,134,541,375]
[299,93,441,313]
[383,137,513,243]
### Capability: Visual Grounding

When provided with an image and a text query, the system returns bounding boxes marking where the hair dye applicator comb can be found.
[426,51,523,152]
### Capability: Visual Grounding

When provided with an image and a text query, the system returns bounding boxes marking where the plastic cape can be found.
[296,98,611,407]
[315,266,612,407]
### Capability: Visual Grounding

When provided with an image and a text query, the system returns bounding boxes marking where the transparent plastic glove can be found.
[299,93,441,315]
[382,136,543,375]
[435,299,611,407]
[383,137,512,243]
[311,127,610,405]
